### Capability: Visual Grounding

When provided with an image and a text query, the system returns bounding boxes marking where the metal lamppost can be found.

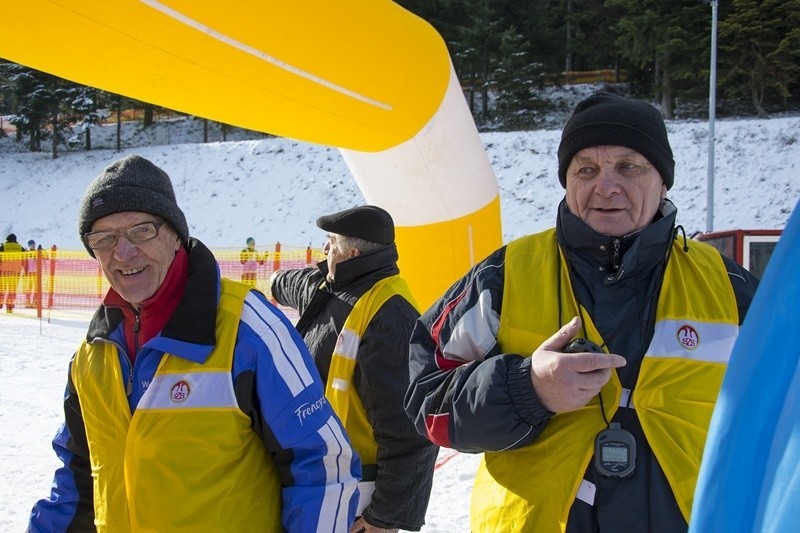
[705,0,718,232]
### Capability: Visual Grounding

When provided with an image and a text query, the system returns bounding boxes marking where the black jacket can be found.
[559,199,759,531]
[271,245,439,531]
[405,199,759,532]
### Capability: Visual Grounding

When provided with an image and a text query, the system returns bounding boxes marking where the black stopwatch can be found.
[594,422,636,477]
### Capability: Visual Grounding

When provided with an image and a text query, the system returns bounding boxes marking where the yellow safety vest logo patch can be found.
[677,324,700,351]
[170,380,191,403]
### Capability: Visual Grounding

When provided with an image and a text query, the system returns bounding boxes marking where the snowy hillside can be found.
[1,113,798,253]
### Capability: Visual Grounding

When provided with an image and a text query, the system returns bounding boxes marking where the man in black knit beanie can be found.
[557,91,675,190]
[30,154,360,532]
[405,91,760,532]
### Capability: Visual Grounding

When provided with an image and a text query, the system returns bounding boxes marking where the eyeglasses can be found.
[85,220,166,250]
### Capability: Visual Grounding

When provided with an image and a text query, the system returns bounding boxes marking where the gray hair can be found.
[338,234,385,255]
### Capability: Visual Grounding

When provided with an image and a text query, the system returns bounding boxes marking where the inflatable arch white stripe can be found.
[341,60,501,306]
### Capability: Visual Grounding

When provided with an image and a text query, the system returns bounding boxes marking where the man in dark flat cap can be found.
[271,205,439,533]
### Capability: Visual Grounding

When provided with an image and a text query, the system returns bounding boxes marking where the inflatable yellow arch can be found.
[1,0,502,308]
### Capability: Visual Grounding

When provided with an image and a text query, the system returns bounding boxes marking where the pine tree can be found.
[605,0,709,117]
[455,0,504,123]
[3,64,55,152]
[767,0,800,106]
[566,0,622,74]
[490,27,548,129]
[719,0,800,116]
[70,87,110,151]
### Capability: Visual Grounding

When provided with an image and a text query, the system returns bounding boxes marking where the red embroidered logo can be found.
[676,325,700,350]
[170,380,191,403]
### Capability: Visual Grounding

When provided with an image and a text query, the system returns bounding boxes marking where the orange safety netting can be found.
[0,244,323,319]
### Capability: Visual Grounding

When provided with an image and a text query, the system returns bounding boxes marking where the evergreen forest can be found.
[1,0,798,158]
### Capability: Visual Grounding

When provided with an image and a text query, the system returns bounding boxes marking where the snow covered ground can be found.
[0,308,482,532]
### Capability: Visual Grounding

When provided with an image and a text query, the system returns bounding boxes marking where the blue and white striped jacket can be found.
[29,238,360,532]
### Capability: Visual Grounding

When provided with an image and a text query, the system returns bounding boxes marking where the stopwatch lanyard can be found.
[555,236,676,478]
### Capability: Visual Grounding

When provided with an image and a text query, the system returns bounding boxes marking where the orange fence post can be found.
[273,242,281,272]
[47,245,57,310]
[306,246,312,265]
[36,248,43,318]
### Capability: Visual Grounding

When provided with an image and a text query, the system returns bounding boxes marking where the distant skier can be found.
[0,233,24,312]
[240,236,266,286]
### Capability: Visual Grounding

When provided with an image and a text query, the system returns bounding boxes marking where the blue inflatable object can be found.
[690,198,800,532]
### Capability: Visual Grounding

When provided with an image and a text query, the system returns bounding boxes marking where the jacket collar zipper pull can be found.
[604,239,625,285]
[133,311,141,353]
[127,312,140,397]
[612,238,621,270]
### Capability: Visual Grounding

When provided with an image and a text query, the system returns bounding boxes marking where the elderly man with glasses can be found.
[29,154,360,533]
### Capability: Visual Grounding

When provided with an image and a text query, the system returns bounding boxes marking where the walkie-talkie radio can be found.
[563,337,604,354]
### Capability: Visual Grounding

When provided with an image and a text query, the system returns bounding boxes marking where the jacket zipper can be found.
[129,312,141,397]
[612,238,621,270]
[133,312,141,354]
[95,337,135,398]
[604,238,626,285]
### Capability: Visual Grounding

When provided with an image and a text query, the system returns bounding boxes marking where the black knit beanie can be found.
[78,155,189,256]
[557,92,675,190]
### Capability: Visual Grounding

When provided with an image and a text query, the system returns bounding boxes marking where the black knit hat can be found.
[557,92,675,190]
[78,155,189,256]
[316,205,395,245]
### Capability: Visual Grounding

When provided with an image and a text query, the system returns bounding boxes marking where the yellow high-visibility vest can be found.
[72,279,282,532]
[325,274,418,514]
[471,229,738,532]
